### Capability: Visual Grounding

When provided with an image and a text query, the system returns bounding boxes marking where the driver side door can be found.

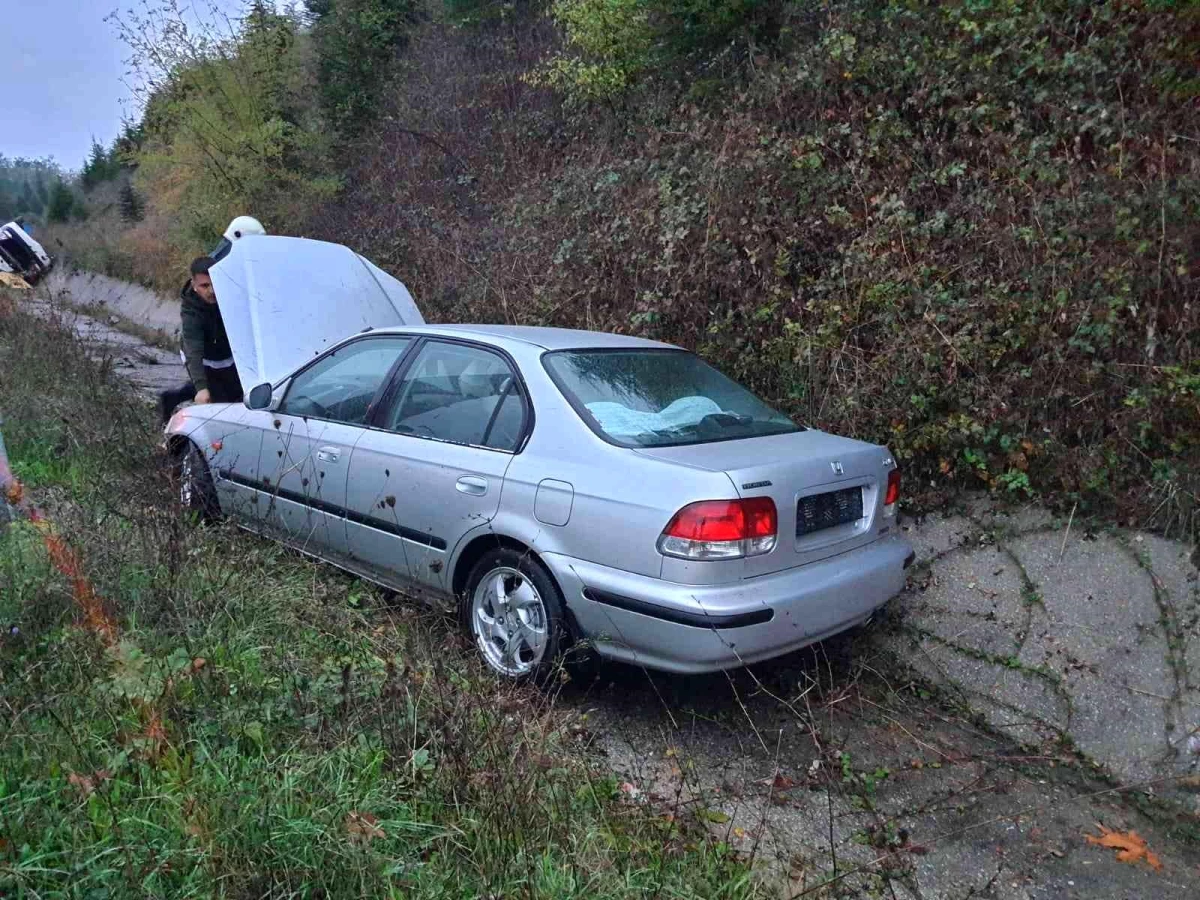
[258,335,413,559]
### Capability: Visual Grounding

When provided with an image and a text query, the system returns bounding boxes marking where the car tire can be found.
[175,441,220,521]
[459,548,570,685]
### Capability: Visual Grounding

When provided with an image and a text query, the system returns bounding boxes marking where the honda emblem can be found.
[831,460,844,476]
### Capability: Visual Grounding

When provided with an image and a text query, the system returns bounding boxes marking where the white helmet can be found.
[223,215,266,242]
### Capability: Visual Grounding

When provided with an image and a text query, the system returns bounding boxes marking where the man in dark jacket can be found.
[179,257,242,405]
[158,257,243,422]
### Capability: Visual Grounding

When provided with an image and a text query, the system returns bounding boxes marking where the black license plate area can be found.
[796,487,863,537]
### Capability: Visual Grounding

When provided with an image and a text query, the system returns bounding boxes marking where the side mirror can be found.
[246,383,274,411]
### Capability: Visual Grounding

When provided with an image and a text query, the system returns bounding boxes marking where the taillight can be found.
[658,498,778,560]
[884,469,900,515]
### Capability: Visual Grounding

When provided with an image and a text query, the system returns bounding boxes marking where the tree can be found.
[46,181,76,223]
[308,0,417,131]
[80,140,120,190]
[17,182,39,216]
[119,181,145,223]
[111,0,336,248]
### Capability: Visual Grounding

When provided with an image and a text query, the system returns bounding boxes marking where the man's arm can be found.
[180,304,209,392]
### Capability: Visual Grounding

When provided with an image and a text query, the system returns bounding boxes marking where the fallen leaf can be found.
[1084,824,1162,870]
[67,769,110,798]
[766,772,797,791]
[346,811,385,844]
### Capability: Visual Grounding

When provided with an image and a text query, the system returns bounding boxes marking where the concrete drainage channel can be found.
[5,277,1200,896]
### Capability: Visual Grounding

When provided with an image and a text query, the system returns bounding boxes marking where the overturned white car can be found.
[0,221,52,285]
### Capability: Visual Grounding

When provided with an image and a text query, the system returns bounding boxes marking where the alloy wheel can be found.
[471,566,549,677]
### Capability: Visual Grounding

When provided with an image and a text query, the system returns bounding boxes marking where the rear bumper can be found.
[543,535,913,674]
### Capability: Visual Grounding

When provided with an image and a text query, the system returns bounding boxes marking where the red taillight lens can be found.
[660,498,778,560]
[885,469,901,508]
[742,497,777,539]
[664,501,748,543]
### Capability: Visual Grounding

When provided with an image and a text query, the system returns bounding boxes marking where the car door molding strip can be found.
[217,468,448,551]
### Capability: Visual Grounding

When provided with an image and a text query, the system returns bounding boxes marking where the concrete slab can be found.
[43,269,178,335]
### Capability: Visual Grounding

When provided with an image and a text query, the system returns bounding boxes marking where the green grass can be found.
[0,303,760,898]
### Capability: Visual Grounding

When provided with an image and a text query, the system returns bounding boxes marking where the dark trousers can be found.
[159,364,243,425]
[206,364,244,403]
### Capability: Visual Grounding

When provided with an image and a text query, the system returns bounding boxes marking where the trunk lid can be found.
[210,235,424,389]
[635,429,894,576]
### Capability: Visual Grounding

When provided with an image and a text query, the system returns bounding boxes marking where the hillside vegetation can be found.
[47,0,1200,533]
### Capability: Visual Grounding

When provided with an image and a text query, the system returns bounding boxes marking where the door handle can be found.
[456,475,488,496]
[316,446,341,463]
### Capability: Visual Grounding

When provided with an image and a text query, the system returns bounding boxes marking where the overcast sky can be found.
[3,1,271,172]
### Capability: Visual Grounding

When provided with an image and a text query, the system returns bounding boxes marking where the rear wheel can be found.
[175,441,219,521]
[459,548,569,684]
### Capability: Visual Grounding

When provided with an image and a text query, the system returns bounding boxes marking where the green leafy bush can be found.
[320,0,1200,535]
[533,0,785,101]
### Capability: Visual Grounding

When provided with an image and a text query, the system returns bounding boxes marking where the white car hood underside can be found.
[210,235,424,388]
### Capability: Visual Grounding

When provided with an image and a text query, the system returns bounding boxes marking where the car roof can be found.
[373,323,680,352]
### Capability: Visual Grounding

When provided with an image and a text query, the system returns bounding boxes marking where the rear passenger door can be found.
[342,339,530,593]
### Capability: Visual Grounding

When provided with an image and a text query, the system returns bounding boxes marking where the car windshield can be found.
[543,349,800,447]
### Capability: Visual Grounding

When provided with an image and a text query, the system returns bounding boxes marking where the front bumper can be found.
[544,534,913,674]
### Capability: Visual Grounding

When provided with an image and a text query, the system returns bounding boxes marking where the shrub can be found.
[533,0,786,102]
[316,0,1200,536]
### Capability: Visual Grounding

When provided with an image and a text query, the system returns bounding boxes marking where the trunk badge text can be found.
[830,460,844,476]
[741,480,773,490]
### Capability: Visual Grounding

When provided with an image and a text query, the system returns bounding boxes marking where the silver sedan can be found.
[167,324,913,681]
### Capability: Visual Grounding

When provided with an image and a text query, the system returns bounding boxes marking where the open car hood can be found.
[210,235,424,389]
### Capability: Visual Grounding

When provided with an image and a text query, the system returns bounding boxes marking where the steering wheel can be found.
[285,396,329,419]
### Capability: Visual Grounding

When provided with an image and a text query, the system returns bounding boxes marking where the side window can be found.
[484,390,525,452]
[280,337,411,425]
[380,342,526,450]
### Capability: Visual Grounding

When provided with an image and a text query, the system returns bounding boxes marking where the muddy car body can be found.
[166,235,913,680]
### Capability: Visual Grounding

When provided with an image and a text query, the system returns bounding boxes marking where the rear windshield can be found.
[543,349,800,448]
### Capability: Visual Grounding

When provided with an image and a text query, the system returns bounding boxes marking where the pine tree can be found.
[119,181,144,223]
[81,141,103,189]
[46,181,76,223]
